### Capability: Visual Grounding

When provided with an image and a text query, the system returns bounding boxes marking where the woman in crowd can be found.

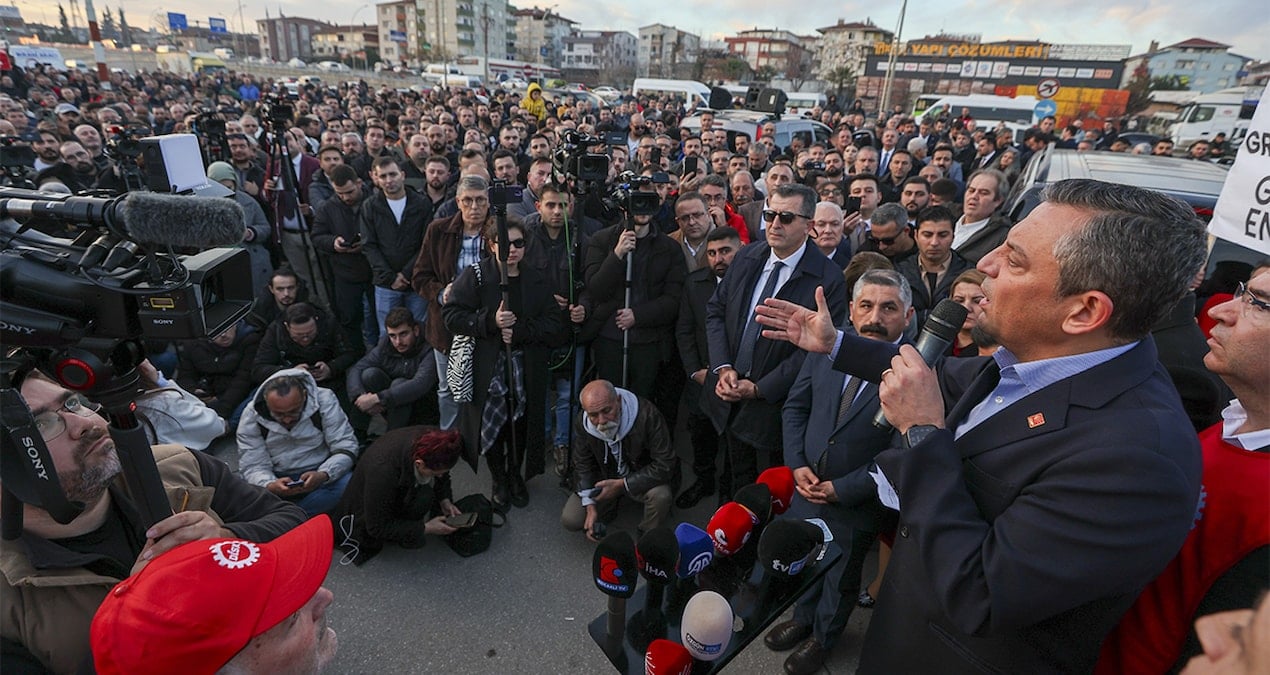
[331,426,465,566]
[443,220,566,512]
[948,269,998,357]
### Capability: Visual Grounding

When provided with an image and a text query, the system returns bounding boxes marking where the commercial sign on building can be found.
[865,41,1125,90]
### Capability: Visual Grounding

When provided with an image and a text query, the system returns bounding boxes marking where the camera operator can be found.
[264,127,325,307]
[0,372,307,674]
[581,177,687,409]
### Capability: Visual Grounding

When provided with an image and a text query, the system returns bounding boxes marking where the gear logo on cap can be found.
[209,540,261,570]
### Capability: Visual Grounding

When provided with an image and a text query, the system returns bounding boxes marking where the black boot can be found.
[508,452,529,508]
[487,451,510,514]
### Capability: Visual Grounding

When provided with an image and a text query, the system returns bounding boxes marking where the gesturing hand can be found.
[755,285,837,354]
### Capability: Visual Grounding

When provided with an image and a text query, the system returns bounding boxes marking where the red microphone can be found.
[644,638,692,675]
[707,502,754,557]
[757,466,795,514]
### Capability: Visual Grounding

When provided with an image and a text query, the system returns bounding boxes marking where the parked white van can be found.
[631,78,711,109]
[917,93,1040,127]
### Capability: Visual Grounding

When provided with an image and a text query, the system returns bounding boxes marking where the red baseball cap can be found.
[91,516,333,675]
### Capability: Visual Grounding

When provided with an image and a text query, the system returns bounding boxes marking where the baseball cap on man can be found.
[90,515,333,675]
[54,102,80,115]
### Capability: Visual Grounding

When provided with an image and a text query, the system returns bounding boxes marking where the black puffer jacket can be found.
[176,326,261,418]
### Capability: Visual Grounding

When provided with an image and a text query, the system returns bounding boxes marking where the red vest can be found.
[1096,423,1270,674]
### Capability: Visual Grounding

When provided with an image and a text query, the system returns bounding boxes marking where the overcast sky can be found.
[19,0,1267,62]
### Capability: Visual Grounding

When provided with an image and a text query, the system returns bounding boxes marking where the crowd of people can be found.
[0,61,1266,674]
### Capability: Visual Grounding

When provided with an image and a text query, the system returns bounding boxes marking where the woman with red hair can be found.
[331,426,466,565]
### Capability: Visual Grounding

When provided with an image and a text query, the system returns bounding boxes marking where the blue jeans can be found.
[373,286,428,334]
[433,349,457,430]
[542,345,585,447]
[291,473,352,518]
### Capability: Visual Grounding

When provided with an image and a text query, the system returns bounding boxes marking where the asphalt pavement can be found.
[211,417,876,674]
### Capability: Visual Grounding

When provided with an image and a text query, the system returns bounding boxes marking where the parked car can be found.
[592,86,622,102]
[679,109,832,152]
[1005,145,1254,272]
[315,61,351,73]
[287,58,307,68]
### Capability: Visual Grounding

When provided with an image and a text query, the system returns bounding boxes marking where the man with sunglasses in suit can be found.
[704,183,848,501]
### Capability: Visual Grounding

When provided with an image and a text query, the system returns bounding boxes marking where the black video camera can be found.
[104,124,152,161]
[553,129,609,183]
[261,94,294,131]
[606,172,661,217]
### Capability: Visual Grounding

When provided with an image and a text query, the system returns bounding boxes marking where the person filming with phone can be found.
[331,427,466,565]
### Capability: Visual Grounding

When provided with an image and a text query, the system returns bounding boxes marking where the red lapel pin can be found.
[1027,413,1046,429]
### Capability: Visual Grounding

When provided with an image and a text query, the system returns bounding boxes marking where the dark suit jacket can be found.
[704,240,848,451]
[897,252,972,325]
[954,215,1011,265]
[829,335,1202,674]
[782,339,899,533]
[677,267,727,423]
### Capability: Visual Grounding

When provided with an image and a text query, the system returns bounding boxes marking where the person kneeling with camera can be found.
[330,427,466,565]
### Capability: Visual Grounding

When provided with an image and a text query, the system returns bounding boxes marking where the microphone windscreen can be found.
[756,466,795,515]
[758,519,825,577]
[593,531,638,599]
[120,192,245,249]
[673,523,713,579]
[644,639,692,675]
[927,298,972,342]
[637,527,679,585]
[733,483,771,527]
[680,590,734,662]
[707,502,754,557]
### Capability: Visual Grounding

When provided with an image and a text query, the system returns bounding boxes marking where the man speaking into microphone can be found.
[755,179,1207,673]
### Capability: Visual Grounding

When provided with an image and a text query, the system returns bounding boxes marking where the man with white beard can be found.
[560,380,678,541]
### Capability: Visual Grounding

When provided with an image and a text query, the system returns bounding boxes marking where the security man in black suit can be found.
[764,268,913,674]
[704,183,848,496]
[673,227,741,508]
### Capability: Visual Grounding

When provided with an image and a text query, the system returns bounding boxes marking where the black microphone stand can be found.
[621,217,635,389]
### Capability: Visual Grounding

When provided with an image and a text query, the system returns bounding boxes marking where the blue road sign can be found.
[209,17,227,34]
[167,12,187,31]
[1034,99,1058,120]
[539,46,548,57]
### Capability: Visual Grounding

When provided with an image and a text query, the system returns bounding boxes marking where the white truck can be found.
[1170,86,1264,150]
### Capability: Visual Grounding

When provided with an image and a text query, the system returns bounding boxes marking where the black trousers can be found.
[723,426,781,501]
[592,337,660,400]
[682,382,721,487]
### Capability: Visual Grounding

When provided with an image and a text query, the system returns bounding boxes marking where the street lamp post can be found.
[350,3,370,71]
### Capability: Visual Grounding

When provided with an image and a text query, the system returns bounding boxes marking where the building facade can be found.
[562,30,637,85]
[312,25,380,63]
[257,16,334,63]
[724,29,812,80]
[1124,38,1249,94]
[378,0,514,67]
[512,7,576,69]
[637,23,700,78]
[816,19,892,83]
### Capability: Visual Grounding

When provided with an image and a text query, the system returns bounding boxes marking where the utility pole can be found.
[83,0,111,89]
[879,0,907,120]
[479,1,490,84]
